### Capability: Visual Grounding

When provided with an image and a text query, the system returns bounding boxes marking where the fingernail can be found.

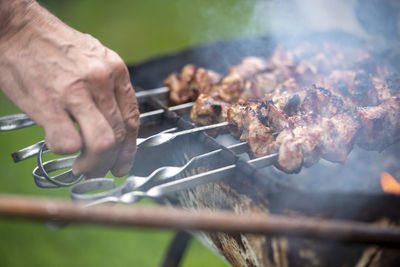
[71,161,83,176]
[71,167,81,176]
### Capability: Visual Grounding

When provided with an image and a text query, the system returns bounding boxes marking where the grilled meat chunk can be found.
[227,101,276,156]
[356,97,400,151]
[164,64,220,105]
[247,121,275,157]
[228,101,291,139]
[217,57,272,103]
[319,113,360,163]
[273,112,359,173]
[227,101,264,139]
[190,94,230,126]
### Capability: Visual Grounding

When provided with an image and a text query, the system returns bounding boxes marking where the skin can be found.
[0,0,140,178]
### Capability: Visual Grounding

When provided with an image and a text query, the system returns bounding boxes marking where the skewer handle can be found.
[0,86,171,132]
[0,114,36,131]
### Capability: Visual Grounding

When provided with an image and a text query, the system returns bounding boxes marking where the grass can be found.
[0,0,269,266]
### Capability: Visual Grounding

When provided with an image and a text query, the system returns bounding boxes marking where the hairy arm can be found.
[0,0,139,177]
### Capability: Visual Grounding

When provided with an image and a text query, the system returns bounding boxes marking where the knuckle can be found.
[105,107,126,143]
[124,107,140,130]
[45,130,82,155]
[121,81,135,95]
[120,145,137,158]
[113,124,127,144]
[108,51,129,77]
[108,50,124,67]
[64,81,88,105]
[88,61,112,83]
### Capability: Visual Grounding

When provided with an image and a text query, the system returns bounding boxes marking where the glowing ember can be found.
[380,172,400,194]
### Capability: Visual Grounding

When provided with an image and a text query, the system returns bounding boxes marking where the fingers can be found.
[110,59,139,177]
[66,82,117,178]
[53,52,138,178]
[43,112,82,155]
[88,62,126,145]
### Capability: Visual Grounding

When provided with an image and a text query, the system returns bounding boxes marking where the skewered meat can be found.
[166,42,400,174]
[190,94,230,126]
[228,101,291,138]
[164,65,220,105]
[217,57,272,103]
[272,112,360,173]
[356,97,400,151]
[227,101,276,156]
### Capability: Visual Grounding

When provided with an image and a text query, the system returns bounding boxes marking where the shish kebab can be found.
[2,42,399,176]
[3,104,229,163]
[2,88,278,163]
[165,42,400,174]
[0,86,177,131]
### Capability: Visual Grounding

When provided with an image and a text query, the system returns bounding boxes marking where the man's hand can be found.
[0,0,139,177]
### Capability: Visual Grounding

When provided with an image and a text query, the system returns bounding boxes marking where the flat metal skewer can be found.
[0,86,173,131]
[135,86,170,104]
[33,141,250,189]
[10,102,194,163]
[137,122,229,148]
[12,120,227,163]
[0,114,35,131]
[144,153,278,198]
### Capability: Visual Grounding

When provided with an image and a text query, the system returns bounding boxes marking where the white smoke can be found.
[263,0,368,37]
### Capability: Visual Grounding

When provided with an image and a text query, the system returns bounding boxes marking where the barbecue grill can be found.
[124,32,400,266]
[2,32,400,267]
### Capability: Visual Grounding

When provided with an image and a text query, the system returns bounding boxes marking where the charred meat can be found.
[165,43,400,173]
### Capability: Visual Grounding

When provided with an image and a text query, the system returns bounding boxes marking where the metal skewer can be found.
[31,127,178,188]
[137,122,228,148]
[70,147,277,203]
[34,140,250,189]
[0,114,35,131]
[70,148,224,202]
[12,119,226,163]
[135,86,170,104]
[143,153,278,198]
[0,86,173,132]
[10,101,194,163]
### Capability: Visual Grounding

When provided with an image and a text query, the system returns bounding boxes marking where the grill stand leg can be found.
[160,231,192,267]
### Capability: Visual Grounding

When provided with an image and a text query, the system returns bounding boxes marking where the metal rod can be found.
[11,103,194,163]
[136,121,230,148]
[135,86,170,104]
[0,114,35,131]
[1,194,400,247]
[174,122,229,137]
[139,102,193,125]
[0,87,173,132]
[147,152,278,197]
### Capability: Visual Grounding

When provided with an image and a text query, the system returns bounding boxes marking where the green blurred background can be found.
[0,1,269,266]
